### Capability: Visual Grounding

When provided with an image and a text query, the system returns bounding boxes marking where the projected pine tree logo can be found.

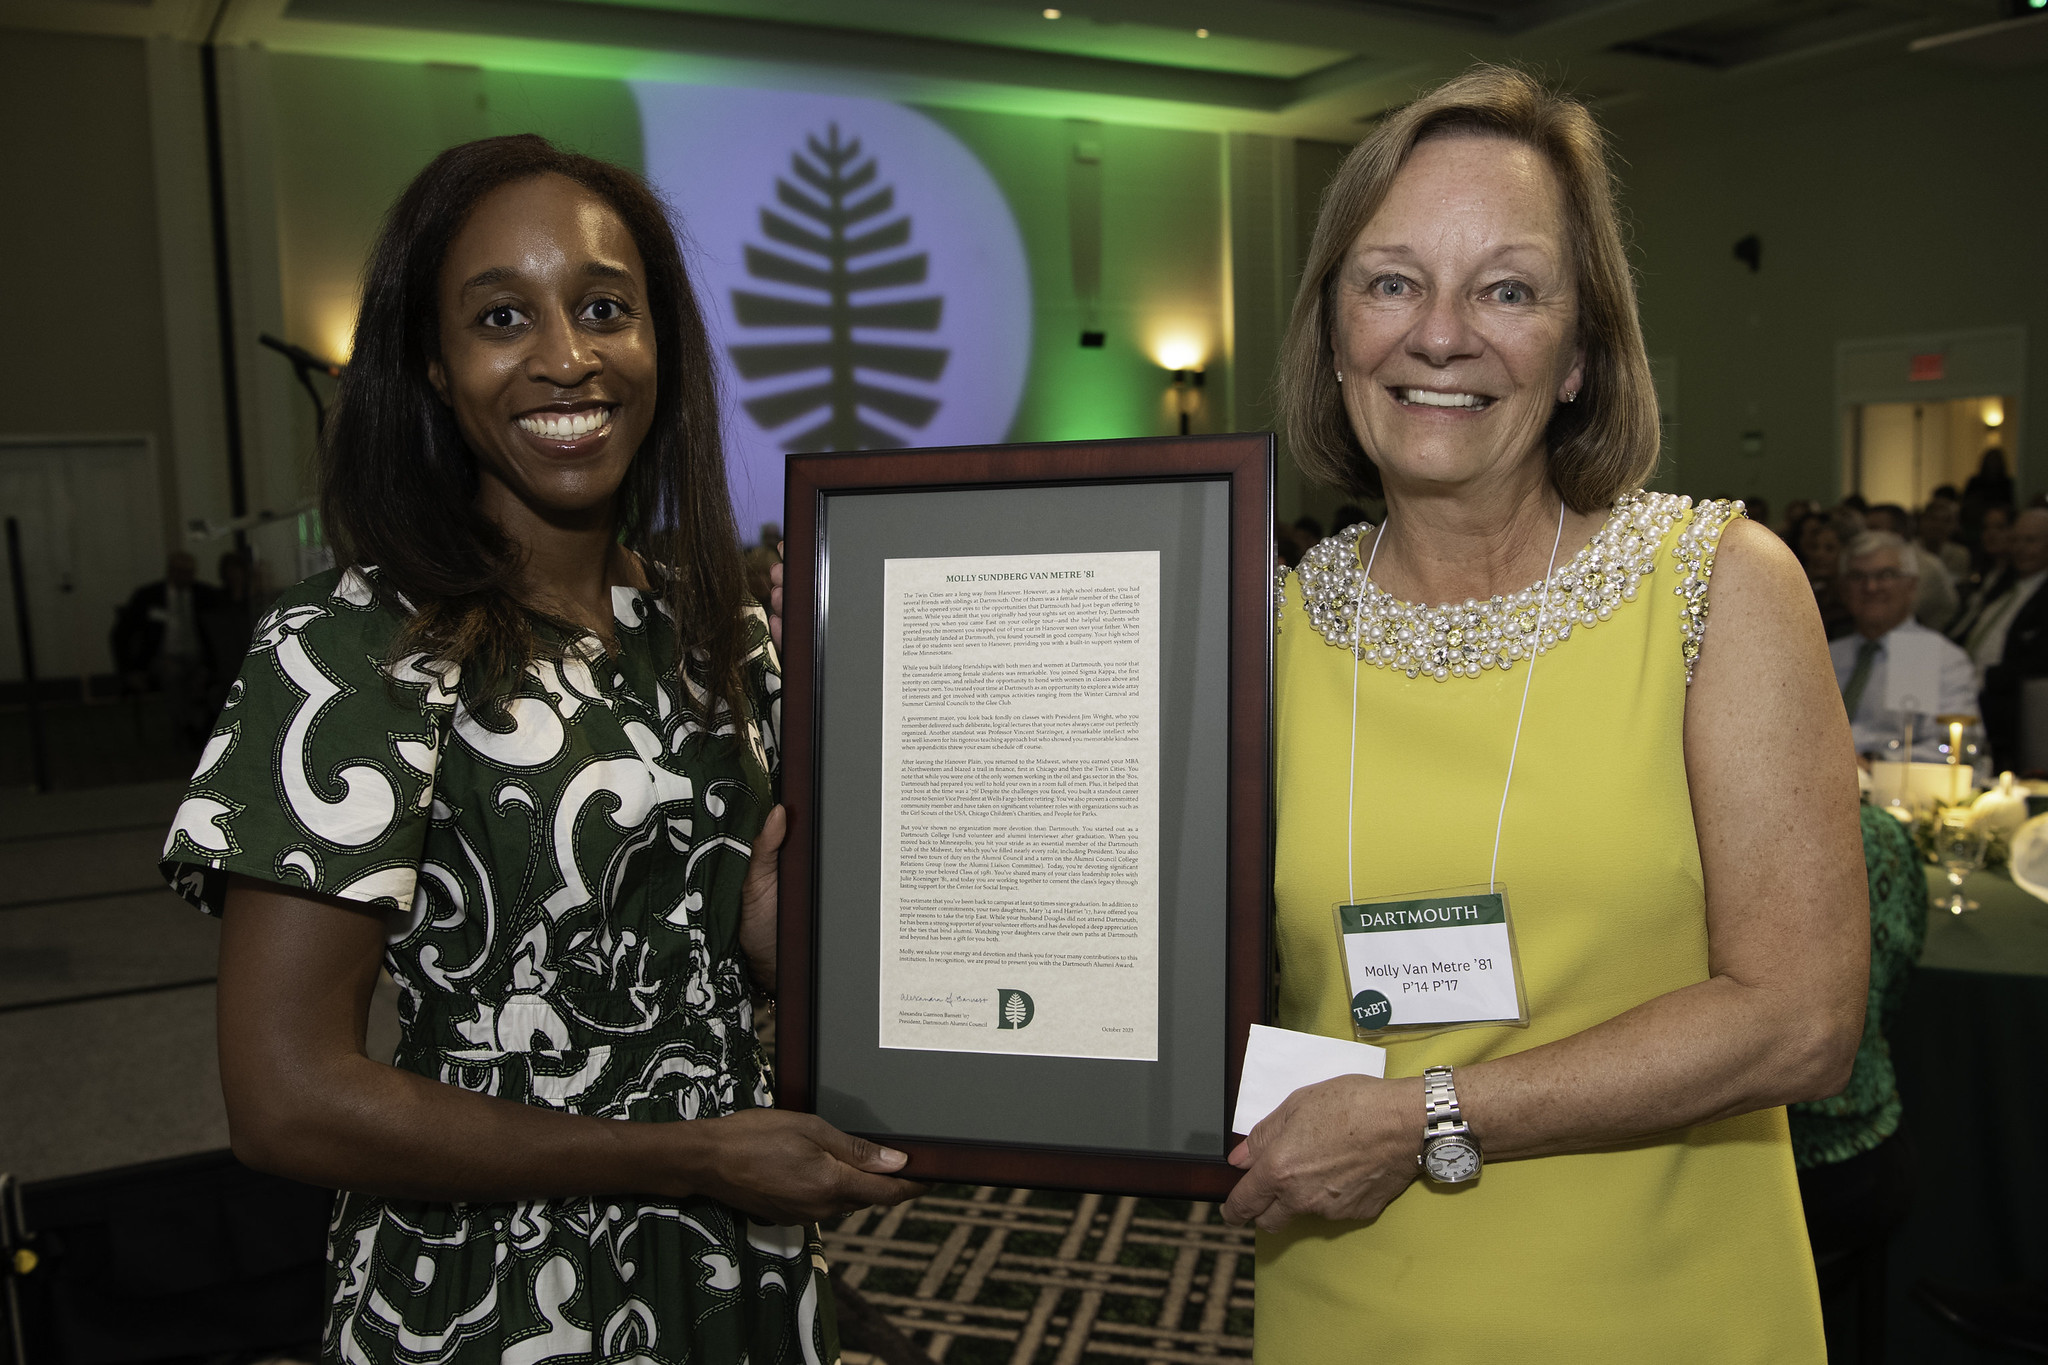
[729,123,949,451]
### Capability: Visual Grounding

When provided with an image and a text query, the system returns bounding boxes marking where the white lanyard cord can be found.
[1345,498,1568,906]
[1345,522,1384,908]
[1490,499,1567,889]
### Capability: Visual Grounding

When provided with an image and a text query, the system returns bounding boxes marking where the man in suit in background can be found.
[1967,508,2048,771]
[1950,503,2017,642]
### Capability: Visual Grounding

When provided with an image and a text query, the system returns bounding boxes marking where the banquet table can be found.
[1920,863,2048,975]
[1880,862,2048,1358]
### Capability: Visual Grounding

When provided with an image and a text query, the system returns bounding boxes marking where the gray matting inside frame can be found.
[812,479,1232,1155]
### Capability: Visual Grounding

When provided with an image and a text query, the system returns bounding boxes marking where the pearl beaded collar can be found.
[1292,490,1741,684]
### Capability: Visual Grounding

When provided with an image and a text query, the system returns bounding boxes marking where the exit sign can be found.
[1910,352,1946,382]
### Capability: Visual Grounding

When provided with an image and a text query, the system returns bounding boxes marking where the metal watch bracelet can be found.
[1419,1064,1482,1183]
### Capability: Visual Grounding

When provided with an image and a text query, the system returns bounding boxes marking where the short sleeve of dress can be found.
[160,567,453,917]
[1674,497,1747,685]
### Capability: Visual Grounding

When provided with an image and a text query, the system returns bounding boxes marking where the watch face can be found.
[1424,1137,1480,1183]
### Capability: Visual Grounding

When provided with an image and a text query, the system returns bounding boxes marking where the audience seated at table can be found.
[1915,495,1973,585]
[1954,503,2016,621]
[1961,508,2048,771]
[1830,532,1976,762]
[1799,514,1855,640]
[1962,448,2016,514]
[1857,503,1960,630]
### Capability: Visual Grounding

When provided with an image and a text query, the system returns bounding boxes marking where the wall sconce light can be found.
[1169,367,1205,435]
[1150,335,1208,434]
[1984,397,2006,429]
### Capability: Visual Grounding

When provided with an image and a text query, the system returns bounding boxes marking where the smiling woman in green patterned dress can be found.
[159,135,921,1364]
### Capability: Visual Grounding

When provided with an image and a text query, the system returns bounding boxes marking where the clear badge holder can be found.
[1333,882,1531,1040]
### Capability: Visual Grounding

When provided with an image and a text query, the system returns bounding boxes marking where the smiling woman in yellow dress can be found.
[1221,69,1867,1361]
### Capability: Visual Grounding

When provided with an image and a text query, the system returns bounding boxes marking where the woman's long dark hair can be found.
[322,134,749,721]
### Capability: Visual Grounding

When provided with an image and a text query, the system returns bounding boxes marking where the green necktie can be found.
[1841,639,1880,719]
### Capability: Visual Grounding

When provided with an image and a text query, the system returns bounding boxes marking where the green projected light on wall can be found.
[633,84,1032,533]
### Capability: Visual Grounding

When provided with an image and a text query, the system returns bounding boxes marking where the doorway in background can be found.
[0,435,167,689]
[1837,326,2027,505]
[1850,395,2016,508]
[0,435,200,789]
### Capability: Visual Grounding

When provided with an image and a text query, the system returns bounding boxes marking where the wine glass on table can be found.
[1934,808,1987,915]
[1871,732,1916,820]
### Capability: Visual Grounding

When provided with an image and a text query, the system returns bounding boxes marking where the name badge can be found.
[1334,884,1529,1039]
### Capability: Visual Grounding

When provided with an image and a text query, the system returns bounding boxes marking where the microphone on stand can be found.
[259,333,343,377]
[258,334,344,438]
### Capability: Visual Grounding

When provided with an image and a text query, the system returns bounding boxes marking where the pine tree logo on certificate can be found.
[997,989,1035,1030]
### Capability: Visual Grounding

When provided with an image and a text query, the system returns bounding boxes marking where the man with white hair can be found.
[1830,530,1977,762]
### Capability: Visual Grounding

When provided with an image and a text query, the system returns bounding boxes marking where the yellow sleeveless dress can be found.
[1258,492,1825,1363]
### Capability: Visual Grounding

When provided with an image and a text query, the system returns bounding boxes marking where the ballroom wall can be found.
[269,57,646,372]
[271,57,1249,493]
[1615,56,2048,515]
[254,52,1254,542]
[253,50,2048,531]
[7,27,2047,577]
[2,30,181,543]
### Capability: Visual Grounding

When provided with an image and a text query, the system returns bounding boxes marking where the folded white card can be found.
[1231,1024,1388,1136]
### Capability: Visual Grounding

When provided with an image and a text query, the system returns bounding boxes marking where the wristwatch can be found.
[1418,1065,1482,1184]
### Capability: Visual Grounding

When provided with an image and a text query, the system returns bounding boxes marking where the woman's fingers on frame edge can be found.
[1221,1176,1272,1227]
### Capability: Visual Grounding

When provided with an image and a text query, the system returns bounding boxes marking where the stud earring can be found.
[1561,390,1579,404]
[1335,371,1344,384]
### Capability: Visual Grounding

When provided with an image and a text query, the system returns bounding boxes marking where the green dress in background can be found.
[1787,805,1930,1168]
[160,567,837,1365]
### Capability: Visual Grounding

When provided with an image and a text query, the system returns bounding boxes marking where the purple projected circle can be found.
[633,84,1033,537]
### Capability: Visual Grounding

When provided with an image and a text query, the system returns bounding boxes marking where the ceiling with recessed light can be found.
[9,0,2043,136]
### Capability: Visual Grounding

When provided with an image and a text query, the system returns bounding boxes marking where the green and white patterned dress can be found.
[161,566,838,1365]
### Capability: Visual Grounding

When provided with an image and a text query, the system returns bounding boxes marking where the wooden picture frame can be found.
[776,434,1272,1200]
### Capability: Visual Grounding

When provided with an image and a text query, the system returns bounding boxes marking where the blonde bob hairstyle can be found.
[1277,66,1660,513]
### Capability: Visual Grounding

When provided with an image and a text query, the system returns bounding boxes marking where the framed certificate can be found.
[777,434,1273,1199]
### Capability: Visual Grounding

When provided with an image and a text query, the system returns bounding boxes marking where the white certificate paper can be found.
[879,551,1161,1060]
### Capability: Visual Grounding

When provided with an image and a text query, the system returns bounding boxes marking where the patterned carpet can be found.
[757,1007,1254,1363]
[825,1186,1256,1364]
